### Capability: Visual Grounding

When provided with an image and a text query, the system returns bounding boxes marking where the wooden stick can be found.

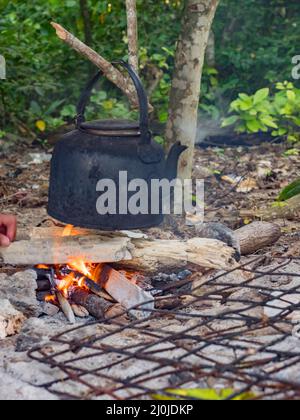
[155,295,182,311]
[56,291,76,324]
[71,289,114,319]
[126,0,139,72]
[51,22,140,109]
[83,277,115,302]
[71,304,89,318]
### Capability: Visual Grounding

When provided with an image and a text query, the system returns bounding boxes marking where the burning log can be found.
[82,277,114,302]
[71,289,117,320]
[1,231,237,272]
[56,291,76,324]
[95,264,154,319]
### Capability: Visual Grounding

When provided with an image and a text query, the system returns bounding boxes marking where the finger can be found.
[0,233,10,247]
[0,215,17,242]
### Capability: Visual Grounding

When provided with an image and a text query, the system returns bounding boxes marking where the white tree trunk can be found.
[166,0,219,180]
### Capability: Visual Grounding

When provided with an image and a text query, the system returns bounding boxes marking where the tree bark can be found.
[165,0,219,180]
[126,0,139,72]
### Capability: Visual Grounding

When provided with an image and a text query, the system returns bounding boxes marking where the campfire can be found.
[35,226,155,324]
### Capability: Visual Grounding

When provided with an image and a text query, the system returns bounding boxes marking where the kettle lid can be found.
[79,119,141,136]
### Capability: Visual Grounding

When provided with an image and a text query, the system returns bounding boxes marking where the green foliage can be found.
[0,0,182,136]
[278,179,300,202]
[222,82,300,142]
[214,0,300,96]
[1,0,300,139]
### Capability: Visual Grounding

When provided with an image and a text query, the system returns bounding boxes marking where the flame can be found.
[62,224,74,237]
[45,294,56,304]
[68,258,92,278]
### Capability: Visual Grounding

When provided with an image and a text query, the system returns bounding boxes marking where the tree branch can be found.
[51,22,139,108]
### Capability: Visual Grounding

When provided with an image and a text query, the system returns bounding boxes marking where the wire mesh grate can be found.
[28,256,300,400]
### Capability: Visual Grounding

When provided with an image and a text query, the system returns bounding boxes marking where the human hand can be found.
[0,214,17,247]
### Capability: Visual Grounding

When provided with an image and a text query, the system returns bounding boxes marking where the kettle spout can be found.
[166,142,188,181]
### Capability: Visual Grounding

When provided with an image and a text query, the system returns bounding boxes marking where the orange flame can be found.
[45,294,56,304]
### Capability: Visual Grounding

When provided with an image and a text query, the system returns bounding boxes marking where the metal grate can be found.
[28,256,300,400]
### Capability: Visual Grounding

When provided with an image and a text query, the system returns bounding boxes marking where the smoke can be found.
[196,89,234,144]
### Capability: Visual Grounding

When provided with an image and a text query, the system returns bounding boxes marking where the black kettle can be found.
[48,61,187,230]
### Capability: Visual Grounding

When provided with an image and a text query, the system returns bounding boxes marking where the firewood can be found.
[95,264,154,319]
[0,231,237,273]
[235,222,282,255]
[51,22,145,110]
[0,235,132,266]
[71,289,114,319]
[83,277,114,302]
[71,304,89,318]
[155,295,182,311]
[56,291,76,324]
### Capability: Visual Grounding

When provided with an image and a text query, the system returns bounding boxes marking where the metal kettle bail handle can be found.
[76,60,150,145]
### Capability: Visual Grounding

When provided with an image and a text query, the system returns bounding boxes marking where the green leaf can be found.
[283,149,299,157]
[246,119,261,132]
[222,115,239,127]
[287,90,296,101]
[253,88,270,105]
[153,388,255,401]
[278,179,300,201]
[260,117,278,129]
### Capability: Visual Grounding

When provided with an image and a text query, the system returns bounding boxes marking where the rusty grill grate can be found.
[28,256,300,400]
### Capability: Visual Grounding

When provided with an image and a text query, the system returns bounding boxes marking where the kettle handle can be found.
[76,60,151,145]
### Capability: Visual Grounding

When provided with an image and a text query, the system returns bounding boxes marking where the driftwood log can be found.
[1,229,237,272]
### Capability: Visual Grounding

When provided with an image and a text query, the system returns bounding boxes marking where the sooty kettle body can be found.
[48,61,187,230]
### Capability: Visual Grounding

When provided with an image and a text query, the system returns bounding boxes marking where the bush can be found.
[222,82,300,143]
